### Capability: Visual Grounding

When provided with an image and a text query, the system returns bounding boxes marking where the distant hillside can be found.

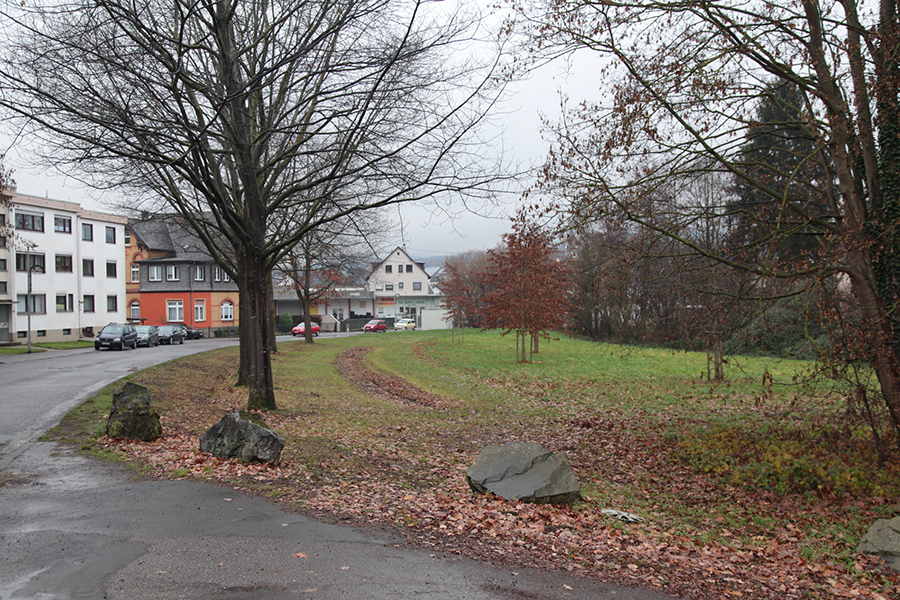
[416,255,449,269]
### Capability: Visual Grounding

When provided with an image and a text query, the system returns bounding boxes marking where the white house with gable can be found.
[364,246,448,326]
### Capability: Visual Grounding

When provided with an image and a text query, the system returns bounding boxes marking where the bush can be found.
[674,425,890,497]
[278,312,293,333]
[723,294,826,358]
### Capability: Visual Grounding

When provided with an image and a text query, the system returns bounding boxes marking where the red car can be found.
[292,322,320,336]
[363,319,387,332]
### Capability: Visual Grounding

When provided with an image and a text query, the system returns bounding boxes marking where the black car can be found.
[94,323,139,350]
[134,325,160,347]
[157,325,186,345]
[181,325,204,339]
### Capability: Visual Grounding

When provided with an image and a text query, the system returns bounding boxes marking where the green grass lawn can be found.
[0,340,93,354]
[55,329,900,599]
[0,346,46,354]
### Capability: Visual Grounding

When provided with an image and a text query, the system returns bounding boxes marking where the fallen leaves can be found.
[94,346,900,600]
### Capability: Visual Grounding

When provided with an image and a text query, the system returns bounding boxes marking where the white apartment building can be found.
[0,188,127,343]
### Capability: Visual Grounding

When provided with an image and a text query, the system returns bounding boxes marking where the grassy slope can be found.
[53,330,900,599]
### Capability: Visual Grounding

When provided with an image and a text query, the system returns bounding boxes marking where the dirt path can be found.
[333,346,446,408]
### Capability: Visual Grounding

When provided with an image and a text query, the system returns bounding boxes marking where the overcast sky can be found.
[1,5,599,260]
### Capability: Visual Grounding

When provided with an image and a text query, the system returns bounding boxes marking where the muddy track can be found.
[333,346,446,408]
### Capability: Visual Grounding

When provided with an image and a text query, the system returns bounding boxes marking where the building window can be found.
[105,226,116,243]
[56,254,73,272]
[193,265,205,281]
[54,215,72,233]
[131,263,140,282]
[406,264,413,273]
[36,330,46,337]
[214,266,230,282]
[166,265,180,281]
[82,223,93,241]
[385,283,393,291]
[106,261,117,278]
[398,282,404,289]
[83,259,94,277]
[15,212,43,232]
[194,299,206,322]
[83,295,95,312]
[375,283,383,291]
[16,253,45,272]
[0,258,7,271]
[167,300,184,322]
[63,328,71,335]
[17,331,26,339]
[413,281,422,291]
[148,265,162,281]
[0,281,6,293]
[17,294,46,314]
[221,301,234,321]
[130,301,140,320]
[124,230,131,245]
[385,265,392,273]
[56,294,74,312]
[107,295,118,312]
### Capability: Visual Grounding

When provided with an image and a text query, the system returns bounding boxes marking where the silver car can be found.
[135,325,160,347]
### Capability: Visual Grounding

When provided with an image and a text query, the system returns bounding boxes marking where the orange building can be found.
[125,217,239,334]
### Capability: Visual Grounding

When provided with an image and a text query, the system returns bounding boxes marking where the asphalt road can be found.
[0,338,679,600]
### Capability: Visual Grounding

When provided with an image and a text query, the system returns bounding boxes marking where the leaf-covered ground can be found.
[74,335,900,600]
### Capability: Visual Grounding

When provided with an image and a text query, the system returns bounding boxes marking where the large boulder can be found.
[857,516,900,572]
[105,382,162,441]
[465,441,581,505]
[199,409,284,465]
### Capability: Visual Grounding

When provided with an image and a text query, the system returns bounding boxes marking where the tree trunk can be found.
[846,253,900,445]
[242,251,277,410]
[714,335,725,382]
[236,262,250,387]
[268,275,277,353]
[302,295,314,343]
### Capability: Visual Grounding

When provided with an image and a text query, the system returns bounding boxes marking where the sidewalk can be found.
[0,441,679,600]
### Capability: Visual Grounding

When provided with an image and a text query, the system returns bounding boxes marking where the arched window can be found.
[221,301,234,321]
[129,301,140,320]
[130,263,140,282]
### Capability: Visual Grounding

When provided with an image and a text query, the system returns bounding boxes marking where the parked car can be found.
[292,322,320,336]
[181,325,204,339]
[394,318,416,331]
[94,323,138,350]
[157,325,186,345]
[134,325,160,347]
[363,319,387,332]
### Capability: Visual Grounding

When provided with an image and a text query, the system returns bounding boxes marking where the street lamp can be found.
[26,262,44,353]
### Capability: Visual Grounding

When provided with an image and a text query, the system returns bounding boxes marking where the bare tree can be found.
[512,0,900,446]
[0,0,508,409]
[281,212,389,342]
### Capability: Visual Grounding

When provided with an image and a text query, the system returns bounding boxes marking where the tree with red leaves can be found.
[481,210,573,363]
[440,262,473,342]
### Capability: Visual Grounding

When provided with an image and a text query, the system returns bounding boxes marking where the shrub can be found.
[278,312,293,333]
